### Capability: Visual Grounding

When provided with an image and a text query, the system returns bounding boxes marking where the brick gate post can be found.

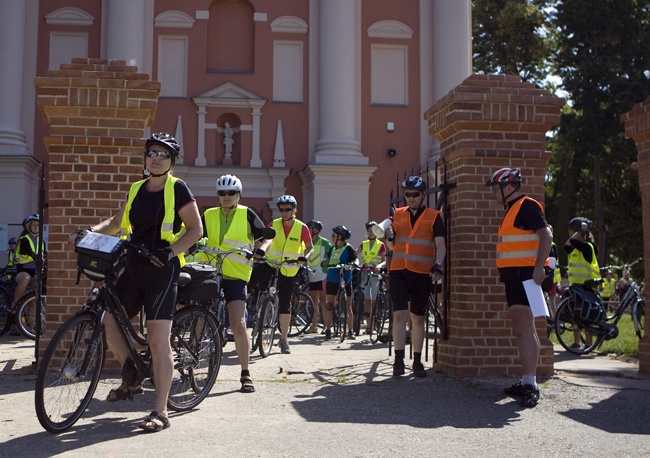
[621,97,650,374]
[34,58,160,354]
[424,74,564,377]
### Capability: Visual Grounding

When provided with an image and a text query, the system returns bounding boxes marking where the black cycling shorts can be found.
[502,279,531,307]
[116,256,180,321]
[249,262,297,314]
[221,278,247,303]
[325,281,351,296]
[389,269,431,316]
[309,280,323,291]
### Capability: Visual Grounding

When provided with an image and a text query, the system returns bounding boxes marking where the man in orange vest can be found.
[383,176,446,378]
[486,167,552,408]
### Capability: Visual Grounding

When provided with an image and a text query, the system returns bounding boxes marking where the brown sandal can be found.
[138,411,170,433]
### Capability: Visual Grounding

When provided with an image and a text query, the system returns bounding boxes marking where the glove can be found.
[297,256,307,263]
[430,262,443,277]
[153,247,175,265]
[254,248,266,257]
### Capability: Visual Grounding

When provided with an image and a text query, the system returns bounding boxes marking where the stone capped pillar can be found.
[621,97,650,374]
[34,58,160,340]
[424,74,564,377]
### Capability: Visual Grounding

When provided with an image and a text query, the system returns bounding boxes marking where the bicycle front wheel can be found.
[352,290,364,336]
[16,292,43,340]
[258,294,278,358]
[633,300,645,339]
[287,292,314,337]
[337,291,347,343]
[168,306,222,411]
[554,299,604,355]
[35,312,105,433]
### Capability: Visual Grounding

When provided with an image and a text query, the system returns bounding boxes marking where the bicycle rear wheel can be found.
[258,294,278,358]
[554,299,604,355]
[287,291,314,337]
[0,285,12,337]
[337,291,347,343]
[247,293,261,352]
[16,292,43,340]
[352,290,364,336]
[168,306,222,411]
[369,293,386,344]
[633,300,645,339]
[35,312,105,433]
[426,295,444,338]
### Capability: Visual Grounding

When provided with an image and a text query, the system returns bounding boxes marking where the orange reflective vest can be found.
[496,197,542,268]
[390,206,440,274]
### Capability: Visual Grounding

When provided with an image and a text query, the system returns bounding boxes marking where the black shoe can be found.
[9,325,20,336]
[393,359,405,377]
[504,381,526,397]
[412,361,427,378]
[520,384,540,408]
[347,331,356,340]
[324,329,332,340]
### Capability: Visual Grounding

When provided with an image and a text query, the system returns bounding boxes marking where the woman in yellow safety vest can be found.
[69,133,202,432]
[13,215,46,308]
[565,216,601,351]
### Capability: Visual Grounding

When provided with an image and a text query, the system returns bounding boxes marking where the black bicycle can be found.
[327,262,357,343]
[554,258,645,355]
[368,268,390,345]
[35,233,221,433]
[0,268,45,340]
[351,267,366,336]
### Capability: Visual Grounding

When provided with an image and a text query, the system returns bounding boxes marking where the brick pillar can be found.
[34,58,160,342]
[621,97,650,374]
[424,74,564,377]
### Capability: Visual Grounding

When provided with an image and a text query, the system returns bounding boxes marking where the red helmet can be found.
[485,168,522,186]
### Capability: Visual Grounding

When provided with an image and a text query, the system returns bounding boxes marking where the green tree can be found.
[472,0,552,85]
[547,0,650,266]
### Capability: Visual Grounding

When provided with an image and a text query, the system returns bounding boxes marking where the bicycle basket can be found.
[571,286,605,324]
[75,232,126,281]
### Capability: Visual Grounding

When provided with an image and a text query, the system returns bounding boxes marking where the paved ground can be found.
[1,331,649,457]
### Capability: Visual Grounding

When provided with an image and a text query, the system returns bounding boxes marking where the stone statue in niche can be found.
[223,122,234,159]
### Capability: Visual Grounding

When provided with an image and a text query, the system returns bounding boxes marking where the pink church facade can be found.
[0,0,471,250]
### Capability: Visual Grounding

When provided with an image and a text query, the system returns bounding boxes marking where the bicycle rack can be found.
[385,160,456,363]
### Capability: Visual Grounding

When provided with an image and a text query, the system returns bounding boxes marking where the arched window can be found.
[207,0,254,72]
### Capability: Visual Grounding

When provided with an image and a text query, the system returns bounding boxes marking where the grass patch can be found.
[550,313,643,357]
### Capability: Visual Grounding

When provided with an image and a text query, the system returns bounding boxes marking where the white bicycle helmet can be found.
[216,174,242,192]
[276,195,297,207]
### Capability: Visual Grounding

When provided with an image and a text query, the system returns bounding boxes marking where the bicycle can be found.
[554,258,645,355]
[0,269,45,340]
[327,262,357,343]
[286,265,316,337]
[250,257,311,357]
[351,267,366,336]
[35,232,221,433]
[368,268,390,345]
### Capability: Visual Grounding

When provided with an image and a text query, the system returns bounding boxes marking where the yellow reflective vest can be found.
[266,218,306,277]
[567,243,600,285]
[121,175,186,266]
[204,206,254,282]
[15,234,45,265]
[361,239,384,266]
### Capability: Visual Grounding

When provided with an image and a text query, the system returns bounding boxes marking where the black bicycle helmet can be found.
[485,167,522,186]
[402,176,426,191]
[145,133,181,161]
[22,214,40,229]
[332,225,351,240]
[276,195,298,207]
[8,237,17,244]
[307,220,323,231]
[365,221,378,229]
[567,217,592,231]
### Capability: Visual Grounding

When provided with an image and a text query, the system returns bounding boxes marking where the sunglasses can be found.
[278,207,294,213]
[404,192,421,198]
[218,190,238,196]
[146,150,171,159]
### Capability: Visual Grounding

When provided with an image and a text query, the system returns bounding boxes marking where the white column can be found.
[432,0,472,101]
[250,107,262,168]
[106,0,146,68]
[0,0,28,155]
[314,0,366,165]
[195,106,207,166]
